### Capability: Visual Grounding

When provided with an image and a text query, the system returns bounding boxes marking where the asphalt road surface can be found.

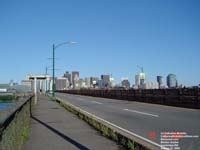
[55,93,200,150]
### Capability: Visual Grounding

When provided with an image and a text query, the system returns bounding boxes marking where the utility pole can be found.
[52,44,55,97]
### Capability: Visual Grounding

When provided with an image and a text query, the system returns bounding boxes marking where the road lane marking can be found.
[55,95,168,150]
[123,108,159,118]
[91,101,103,105]
[75,98,103,105]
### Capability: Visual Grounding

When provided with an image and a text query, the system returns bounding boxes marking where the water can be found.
[0,102,13,111]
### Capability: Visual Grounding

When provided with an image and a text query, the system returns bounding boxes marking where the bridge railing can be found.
[0,95,34,150]
[57,88,200,109]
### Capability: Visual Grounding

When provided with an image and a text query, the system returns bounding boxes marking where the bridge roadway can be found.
[24,94,122,150]
[55,92,200,150]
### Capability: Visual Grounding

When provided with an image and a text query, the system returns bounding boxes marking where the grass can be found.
[21,127,29,141]
[0,95,16,102]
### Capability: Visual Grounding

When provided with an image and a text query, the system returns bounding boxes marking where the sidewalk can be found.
[24,94,122,150]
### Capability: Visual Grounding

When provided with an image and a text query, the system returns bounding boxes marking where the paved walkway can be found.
[24,94,122,150]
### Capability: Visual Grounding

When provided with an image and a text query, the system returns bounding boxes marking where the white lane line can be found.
[91,101,103,105]
[75,98,103,105]
[76,98,84,101]
[55,96,168,150]
[123,108,159,118]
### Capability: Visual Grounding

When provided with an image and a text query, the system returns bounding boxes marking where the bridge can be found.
[0,89,200,150]
[26,74,51,104]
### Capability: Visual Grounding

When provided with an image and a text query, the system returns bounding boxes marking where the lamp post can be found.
[52,44,55,97]
[52,41,76,97]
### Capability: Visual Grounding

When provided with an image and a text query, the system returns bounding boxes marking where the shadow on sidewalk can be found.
[31,115,91,150]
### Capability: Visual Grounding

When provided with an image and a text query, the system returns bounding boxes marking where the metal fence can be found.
[57,88,200,109]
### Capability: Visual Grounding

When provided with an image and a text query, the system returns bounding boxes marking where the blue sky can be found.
[0,0,199,86]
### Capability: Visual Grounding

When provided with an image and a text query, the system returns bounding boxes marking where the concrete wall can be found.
[0,96,33,150]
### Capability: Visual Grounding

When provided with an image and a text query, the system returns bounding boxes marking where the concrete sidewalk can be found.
[24,94,122,150]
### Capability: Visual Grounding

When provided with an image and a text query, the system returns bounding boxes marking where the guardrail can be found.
[0,95,34,150]
[55,96,166,150]
[57,88,200,109]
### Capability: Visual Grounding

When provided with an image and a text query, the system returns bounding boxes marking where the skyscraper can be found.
[90,77,99,88]
[55,77,68,90]
[139,73,146,85]
[101,75,110,87]
[110,77,115,88]
[72,71,79,89]
[167,74,177,88]
[135,74,140,87]
[135,73,146,89]
[85,77,91,88]
[157,76,163,88]
[64,71,71,86]
[121,78,130,89]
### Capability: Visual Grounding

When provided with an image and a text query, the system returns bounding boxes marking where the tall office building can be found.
[121,78,130,89]
[110,77,115,88]
[101,75,110,87]
[139,73,146,85]
[78,78,86,88]
[64,71,71,86]
[72,71,79,89]
[157,76,163,88]
[55,77,68,90]
[167,74,177,88]
[85,77,91,88]
[135,73,146,89]
[142,82,159,89]
[135,75,140,87]
[90,77,99,88]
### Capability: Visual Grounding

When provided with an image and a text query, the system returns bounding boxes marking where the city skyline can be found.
[0,0,200,86]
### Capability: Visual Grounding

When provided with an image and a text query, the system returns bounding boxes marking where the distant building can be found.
[0,84,9,93]
[98,80,103,88]
[72,71,79,89]
[78,79,86,88]
[21,80,32,90]
[110,77,115,88]
[85,77,91,88]
[101,75,110,87]
[167,74,177,88]
[90,77,99,88]
[64,71,71,86]
[121,78,130,89]
[142,82,159,89]
[0,83,31,93]
[135,75,140,88]
[157,76,163,88]
[55,77,68,90]
[139,73,146,85]
[135,73,145,89]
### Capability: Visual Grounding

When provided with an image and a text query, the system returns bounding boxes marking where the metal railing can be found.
[57,88,200,109]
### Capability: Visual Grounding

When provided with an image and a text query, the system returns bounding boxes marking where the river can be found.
[0,102,13,111]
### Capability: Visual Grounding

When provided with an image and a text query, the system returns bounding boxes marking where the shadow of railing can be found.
[31,115,91,150]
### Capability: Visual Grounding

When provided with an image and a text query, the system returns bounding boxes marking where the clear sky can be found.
[0,0,200,86]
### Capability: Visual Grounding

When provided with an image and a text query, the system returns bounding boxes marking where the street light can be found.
[52,41,76,97]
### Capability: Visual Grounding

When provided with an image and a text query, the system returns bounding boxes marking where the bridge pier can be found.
[34,77,37,105]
